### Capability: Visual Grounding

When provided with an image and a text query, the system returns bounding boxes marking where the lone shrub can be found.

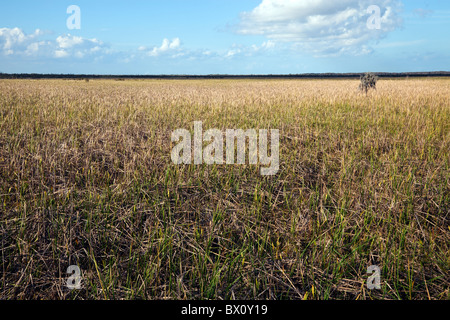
[359,72,378,94]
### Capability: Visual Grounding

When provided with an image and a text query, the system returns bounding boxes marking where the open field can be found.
[0,78,449,300]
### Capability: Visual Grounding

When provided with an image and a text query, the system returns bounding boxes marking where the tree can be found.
[359,72,378,95]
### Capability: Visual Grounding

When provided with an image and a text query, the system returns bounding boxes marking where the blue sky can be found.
[0,0,449,74]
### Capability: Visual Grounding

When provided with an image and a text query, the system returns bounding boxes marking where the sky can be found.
[0,0,449,74]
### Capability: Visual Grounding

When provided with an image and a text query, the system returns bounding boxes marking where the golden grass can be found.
[0,78,449,299]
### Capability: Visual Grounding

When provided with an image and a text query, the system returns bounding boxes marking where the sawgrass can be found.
[0,78,448,300]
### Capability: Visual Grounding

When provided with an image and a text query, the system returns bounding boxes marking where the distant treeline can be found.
[1,71,450,80]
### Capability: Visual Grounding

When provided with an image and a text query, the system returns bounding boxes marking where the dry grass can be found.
[0,78,449,300]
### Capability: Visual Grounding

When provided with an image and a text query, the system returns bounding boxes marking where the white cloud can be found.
[56,35,84,49]
[25,41,49,56]
[0,28,188,65]
[54,34,106,58]
[148,38,181,56]
[238,0,403,55]
[54,49,69,58]
[251,40,276,52]
[0,28,111,59]
[223,40,277,59]
[226,48,241,58]
[0,27,44,55]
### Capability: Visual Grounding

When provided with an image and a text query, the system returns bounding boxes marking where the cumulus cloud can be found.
[0,27,109,59]
[223,40,277,59]
[226,48,242,58]
[56,35,84,49]
[0,29,189,65]
[0,27,45,55]
[237,0,403,55]
[252,40,276,51]
[54,34,107,59]
[146,38,181,57]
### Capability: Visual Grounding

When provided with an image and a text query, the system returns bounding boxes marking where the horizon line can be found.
[1,71,450,80]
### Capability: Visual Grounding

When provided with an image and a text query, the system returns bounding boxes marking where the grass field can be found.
[0,78,449,300]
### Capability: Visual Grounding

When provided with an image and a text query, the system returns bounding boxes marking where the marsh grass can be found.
[0,78,448,299]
